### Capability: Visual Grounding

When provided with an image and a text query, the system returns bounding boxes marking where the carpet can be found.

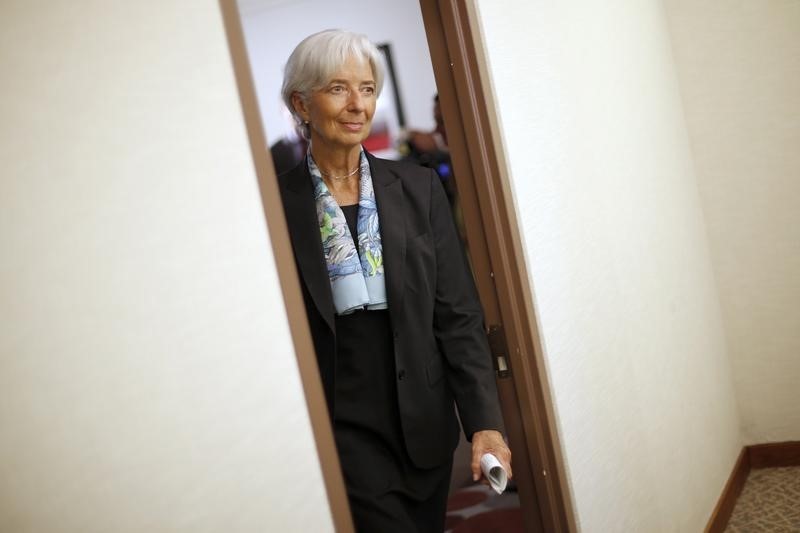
[445,484,523,532]
[725,466,800,532]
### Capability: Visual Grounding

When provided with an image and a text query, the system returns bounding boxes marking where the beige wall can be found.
[664,0,800,445]
[473,1,742,530]
[0,1,333,532]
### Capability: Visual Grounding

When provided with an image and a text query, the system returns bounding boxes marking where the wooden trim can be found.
[420,1,575,530]
[459,4,576,531]
[705,442,800,532]
[705,447,751,533]
[216,2,354,532]
[418,7,550,531]
[748,441,800,469]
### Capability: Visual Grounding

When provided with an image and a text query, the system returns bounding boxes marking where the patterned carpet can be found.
[725,466,800,532]
[445,484,523,532]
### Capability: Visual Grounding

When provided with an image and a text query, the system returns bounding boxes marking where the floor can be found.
[725,466,800,532]
[445,484,523,532]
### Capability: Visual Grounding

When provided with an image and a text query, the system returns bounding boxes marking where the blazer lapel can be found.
[281,161,336,333]
[368,153,406,323]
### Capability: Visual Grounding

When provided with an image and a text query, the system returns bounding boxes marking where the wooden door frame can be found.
[219,0,574,530]
[419,1,575,531]
[218,3,354,531]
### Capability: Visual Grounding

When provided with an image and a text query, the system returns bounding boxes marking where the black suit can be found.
[278,152,503,471]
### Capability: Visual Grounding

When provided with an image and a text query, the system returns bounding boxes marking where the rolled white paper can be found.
[479,453,508,494]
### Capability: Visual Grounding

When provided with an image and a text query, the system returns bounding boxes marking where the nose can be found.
[346,89,365,112]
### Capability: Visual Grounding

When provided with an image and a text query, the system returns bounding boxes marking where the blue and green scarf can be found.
[309,150,387,315]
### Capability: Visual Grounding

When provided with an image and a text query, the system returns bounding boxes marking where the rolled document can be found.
[480,453,508,494]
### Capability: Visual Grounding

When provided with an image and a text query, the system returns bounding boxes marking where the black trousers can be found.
[332,309,453,532]
[344,459,453,533]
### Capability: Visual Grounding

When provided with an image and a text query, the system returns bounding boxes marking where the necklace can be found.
[320,165,360,181]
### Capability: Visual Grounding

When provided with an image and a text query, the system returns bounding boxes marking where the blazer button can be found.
[397,370,406,381]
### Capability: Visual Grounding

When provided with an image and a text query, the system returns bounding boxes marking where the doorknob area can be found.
[487,324,511,378]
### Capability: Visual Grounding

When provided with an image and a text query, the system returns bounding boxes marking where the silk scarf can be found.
[309,150,387,315]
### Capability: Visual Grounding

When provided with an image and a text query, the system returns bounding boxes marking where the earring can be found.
[304,120,309,125]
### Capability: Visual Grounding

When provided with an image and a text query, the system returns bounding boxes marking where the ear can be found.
[291,92,310,122]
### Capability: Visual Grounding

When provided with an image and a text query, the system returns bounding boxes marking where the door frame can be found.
[418,1,574,531]
[218,3,354,531]
[218,0,574,530]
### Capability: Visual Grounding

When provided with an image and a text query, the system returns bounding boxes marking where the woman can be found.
[278,29,511,532]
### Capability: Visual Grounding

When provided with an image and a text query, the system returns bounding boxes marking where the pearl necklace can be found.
[320,165,360,181]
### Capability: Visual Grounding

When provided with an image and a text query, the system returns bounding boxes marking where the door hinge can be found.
[487,324,511,378]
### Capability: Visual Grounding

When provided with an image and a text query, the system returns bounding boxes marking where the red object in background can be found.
[363,118,391,151]
[363,130,391,152]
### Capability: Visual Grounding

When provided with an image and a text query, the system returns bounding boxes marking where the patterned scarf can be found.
[309,150,387,315]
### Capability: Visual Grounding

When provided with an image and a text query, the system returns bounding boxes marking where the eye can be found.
[361,86,376,96]
[328,85,346,95]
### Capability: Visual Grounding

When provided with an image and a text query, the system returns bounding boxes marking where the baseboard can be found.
[748,441,800,469]
[705,441,800,532]
[705,447,750,533]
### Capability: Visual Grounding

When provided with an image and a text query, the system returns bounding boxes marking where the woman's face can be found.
[293,57,377,152]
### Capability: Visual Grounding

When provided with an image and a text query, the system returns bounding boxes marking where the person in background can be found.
[277,29,511,532]
[270,125,308,176]
[400,94,456,206]
[270,137,305,176]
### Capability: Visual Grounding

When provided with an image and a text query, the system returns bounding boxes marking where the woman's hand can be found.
[470,430,513,483]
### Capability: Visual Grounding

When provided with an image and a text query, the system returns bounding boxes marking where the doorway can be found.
[219,0,574,531]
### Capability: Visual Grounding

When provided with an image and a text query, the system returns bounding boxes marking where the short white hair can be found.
[281,29,385,138]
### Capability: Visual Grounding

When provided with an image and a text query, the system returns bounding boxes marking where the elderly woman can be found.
[277,29,511,532]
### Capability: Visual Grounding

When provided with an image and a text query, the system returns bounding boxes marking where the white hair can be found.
[281,29,385,138]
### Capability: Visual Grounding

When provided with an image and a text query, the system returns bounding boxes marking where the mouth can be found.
[340,121,364,132]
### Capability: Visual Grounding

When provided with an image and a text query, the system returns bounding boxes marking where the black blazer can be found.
[278,152,503,469]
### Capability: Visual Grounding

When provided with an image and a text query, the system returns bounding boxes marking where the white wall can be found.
[473,1,742,531]
[237,0,437,147]
[0,1,333,532]
[664,0,800,445]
